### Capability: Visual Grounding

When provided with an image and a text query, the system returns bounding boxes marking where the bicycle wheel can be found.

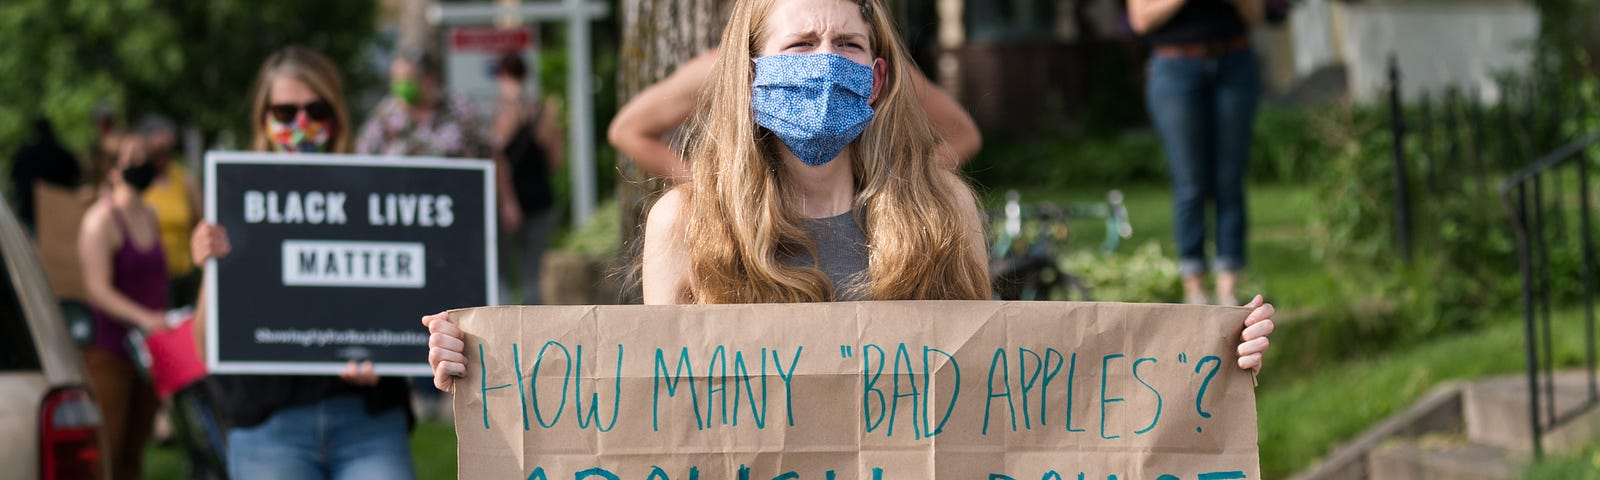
[990,254,1055,300]
[1027,262,1095,301]
[170,381,229,479]
[1019,263,1060,301]
[1054,272,1093,301]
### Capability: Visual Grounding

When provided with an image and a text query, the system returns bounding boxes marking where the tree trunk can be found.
[614,0,731,302]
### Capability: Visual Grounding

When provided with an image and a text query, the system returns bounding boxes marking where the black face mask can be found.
[121,162,158,192]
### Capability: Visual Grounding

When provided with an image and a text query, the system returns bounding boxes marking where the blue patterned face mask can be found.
[752,53,876,166]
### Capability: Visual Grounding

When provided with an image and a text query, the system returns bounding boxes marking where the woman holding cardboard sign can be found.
[189,46,417,480]
[423,0,1274,392]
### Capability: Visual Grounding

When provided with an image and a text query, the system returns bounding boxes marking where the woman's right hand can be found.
[190,221,230,267]
[422,312,466,393]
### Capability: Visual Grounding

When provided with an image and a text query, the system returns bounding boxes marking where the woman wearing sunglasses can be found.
[189,46,417,480]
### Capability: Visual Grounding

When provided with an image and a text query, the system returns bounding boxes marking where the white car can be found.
[0,195,107,479]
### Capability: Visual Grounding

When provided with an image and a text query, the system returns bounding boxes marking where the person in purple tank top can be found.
[78,134,168,480]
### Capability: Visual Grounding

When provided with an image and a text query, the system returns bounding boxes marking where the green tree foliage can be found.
[0,0,377,171]
[1531,0,1596,75]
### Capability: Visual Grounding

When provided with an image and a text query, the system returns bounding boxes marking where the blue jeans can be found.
[1145,49,1261,277]
[227,395,415,480]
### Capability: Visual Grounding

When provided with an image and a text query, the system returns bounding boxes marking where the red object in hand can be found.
[144,317,207,398]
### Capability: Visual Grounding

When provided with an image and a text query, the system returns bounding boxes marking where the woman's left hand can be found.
[339,359,380,387]
[1236,294,1275,372]
[190,222,230,267]
[423,312,466,393]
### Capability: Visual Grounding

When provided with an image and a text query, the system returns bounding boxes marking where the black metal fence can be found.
[1500,132,1600,458]
[1388,54,1600,457]
[1386,55,1584,262]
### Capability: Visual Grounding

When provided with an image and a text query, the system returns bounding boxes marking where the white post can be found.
[565,0,596,226]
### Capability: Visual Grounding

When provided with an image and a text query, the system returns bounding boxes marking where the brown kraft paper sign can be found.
[451,301,1259,480]
[34,181,91,301]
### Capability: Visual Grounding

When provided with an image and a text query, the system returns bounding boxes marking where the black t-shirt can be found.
[1145,0,1247,46]
[503,106,554,215]
[220,375,412,429]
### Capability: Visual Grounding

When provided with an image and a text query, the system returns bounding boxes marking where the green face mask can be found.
[392,80,421,105]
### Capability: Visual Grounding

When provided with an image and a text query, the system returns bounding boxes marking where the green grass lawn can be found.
[145,182,1564,479]
[1525,443,1600,479]
[143,442,183,478]
[411,419,457,478]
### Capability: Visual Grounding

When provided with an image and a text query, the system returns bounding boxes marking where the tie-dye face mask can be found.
[266,115,331,153]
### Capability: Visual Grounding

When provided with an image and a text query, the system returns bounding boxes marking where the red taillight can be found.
[40,387,103,480]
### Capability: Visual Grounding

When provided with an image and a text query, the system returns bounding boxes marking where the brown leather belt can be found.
[1153,36,1251,58]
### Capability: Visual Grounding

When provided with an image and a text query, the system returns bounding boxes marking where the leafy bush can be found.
[533,27,622,227]
[556,198,621,260]
[965,107,1340,192]
[1057,240,1182,303]
[1298,68,1600,341]
[964,130,1166,190]
[1250,107,1340,183]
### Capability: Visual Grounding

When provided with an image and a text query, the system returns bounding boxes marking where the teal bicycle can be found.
[989,190,1132,301]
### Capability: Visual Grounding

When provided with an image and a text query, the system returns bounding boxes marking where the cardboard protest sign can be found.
[205,151,494,376]
[34,182,91,301]
[452,301,1259,479]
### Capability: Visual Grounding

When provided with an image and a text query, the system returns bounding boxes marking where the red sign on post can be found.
[445,24,540,118]
[450,26,534,53]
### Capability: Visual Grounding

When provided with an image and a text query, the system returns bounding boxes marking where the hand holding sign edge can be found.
[1237,294,1275,374]
[423,311,466,393]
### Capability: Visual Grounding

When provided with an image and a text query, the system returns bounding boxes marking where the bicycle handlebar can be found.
[991,189,1134,256]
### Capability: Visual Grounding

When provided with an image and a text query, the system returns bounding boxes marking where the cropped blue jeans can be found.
[1145,49,1261,277]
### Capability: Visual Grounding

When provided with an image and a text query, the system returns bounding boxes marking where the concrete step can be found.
[1293,372,1600,480]
[1367,435,1522,480]
[1289,383,1466,480]
[1464,371,1600,453]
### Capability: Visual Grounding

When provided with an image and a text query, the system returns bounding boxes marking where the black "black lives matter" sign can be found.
[203,152,494,375]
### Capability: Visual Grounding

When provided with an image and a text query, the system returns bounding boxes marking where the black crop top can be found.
[1145,0,1247,46]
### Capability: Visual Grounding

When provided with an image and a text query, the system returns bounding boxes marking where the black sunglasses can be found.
[267,100,335,123]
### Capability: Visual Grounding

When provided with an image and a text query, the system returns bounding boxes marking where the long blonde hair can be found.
[676,0,990,303]
[248,46,352,153]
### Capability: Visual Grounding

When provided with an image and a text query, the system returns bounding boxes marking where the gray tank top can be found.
[784,210,869,300]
